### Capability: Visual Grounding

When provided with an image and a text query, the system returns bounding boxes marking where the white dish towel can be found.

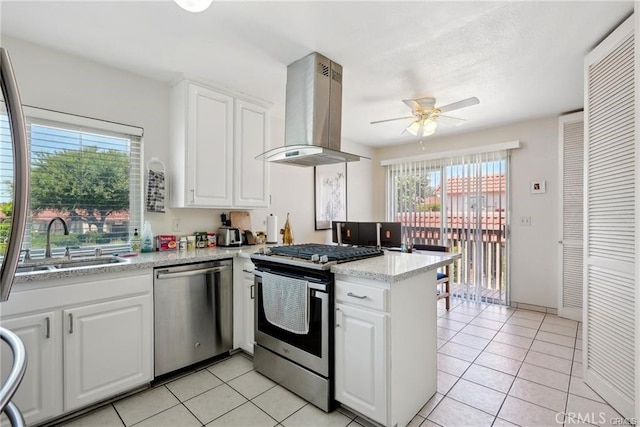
[261,272,310,334]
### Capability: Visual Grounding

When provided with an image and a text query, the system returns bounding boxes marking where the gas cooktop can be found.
[251,243,384,270]
[269,244,383,261]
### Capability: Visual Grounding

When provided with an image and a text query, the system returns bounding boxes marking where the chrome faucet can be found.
[45,217,69,258]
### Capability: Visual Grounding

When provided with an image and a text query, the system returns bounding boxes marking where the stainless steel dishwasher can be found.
[154,259,233,377]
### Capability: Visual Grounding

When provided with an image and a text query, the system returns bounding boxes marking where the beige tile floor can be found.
[52,298,625,427]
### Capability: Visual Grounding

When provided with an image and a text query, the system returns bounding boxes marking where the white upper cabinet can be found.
[234,100,269,207]
[170,80,270,209]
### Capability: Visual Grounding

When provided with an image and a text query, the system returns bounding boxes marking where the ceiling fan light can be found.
[406,120,421,136]
[174,0,213,13]
[422,127,436,137]
[423,120,438,133]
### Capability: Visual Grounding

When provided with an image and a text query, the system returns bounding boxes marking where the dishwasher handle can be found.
[156,265,230,280]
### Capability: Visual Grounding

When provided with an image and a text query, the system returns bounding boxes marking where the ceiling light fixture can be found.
[174,0,213,13]
[406,117,438,138]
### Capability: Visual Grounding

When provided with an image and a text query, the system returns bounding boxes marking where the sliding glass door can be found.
[387,150,510,304]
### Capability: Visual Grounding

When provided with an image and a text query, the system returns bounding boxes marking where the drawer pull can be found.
[347,292,367,300]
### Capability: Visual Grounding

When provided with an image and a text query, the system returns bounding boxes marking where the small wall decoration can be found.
[146,157,166,213]
[530,180,546,194]
[314,163,347,230]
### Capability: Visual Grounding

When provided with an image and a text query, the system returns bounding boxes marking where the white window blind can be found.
[386,149,509,304]
[0,107,142,257]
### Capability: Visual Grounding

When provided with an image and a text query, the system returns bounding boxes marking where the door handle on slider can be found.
[347,292,367,300]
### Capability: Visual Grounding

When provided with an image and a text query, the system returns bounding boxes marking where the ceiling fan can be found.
[371,96,480,138]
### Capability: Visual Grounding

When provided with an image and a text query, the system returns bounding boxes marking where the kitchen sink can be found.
[16,257,128,275]
[51,257,126,270]
[16,265,56,273]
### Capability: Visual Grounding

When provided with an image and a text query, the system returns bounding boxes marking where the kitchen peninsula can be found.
[6,246,458,427]
[332,250,460,427]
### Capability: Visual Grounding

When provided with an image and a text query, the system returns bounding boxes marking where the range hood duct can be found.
[258,52,366,167]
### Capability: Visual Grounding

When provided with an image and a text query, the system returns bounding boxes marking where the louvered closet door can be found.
[584,15,636,419]
[558,112,584,321]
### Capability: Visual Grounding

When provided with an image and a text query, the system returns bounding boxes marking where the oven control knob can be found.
[320,255,329,264]
[311,254,319,263]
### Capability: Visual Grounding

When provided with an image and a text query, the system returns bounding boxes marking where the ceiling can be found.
[0,1,633,147]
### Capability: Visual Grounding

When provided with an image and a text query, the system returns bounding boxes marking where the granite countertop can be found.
[14,245,461,285]
[331,250,461,283]
[14,245,266,283]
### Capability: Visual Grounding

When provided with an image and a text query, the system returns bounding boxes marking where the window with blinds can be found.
[386,150,509,304]
[0,108,142,257]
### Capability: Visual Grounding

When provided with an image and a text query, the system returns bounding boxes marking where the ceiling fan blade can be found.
[415,97,436,109]
[438,115,467,127]
[438,97,479,113]
[370,116,415,125]
[402,99,421,112]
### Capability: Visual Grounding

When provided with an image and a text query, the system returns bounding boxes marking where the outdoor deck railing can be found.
[406,225,507,304]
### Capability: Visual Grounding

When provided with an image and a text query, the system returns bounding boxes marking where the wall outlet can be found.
[172,218,181,232]
[520,216,531,226]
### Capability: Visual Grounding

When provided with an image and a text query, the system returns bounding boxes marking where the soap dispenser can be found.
[130,228,141,253]
[141,221,154,253]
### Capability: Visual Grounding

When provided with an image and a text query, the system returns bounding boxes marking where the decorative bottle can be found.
[281,212,294,245]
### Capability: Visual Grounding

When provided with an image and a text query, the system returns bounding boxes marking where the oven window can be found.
[256,285,323,358]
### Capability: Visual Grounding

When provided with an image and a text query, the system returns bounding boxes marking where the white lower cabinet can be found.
[64,295,152,411]
[335,302,387,423]
[334,272,437,427]
[0,270,153,426]
[0,311,62,426]
[233,259,255,354]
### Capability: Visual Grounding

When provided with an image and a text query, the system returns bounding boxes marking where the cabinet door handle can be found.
[190,189,195,203]
[250,284,255,299]
[336,307,343,328]
[347,292,367,300]
[68,313,73,334]
[45,316,50,339]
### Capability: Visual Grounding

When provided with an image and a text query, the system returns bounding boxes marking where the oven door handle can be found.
[308,282,327,292]
[253,270,328,293]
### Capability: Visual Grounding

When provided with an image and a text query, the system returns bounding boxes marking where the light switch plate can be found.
[172,218,181,232]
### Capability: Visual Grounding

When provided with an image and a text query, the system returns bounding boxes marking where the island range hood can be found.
[258,52,366,167]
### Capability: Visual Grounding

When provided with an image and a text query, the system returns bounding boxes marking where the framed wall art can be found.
[530,180,546,194]
[314,163,347,230]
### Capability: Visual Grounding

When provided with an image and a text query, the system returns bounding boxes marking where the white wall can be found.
[375,117,560,308]
[2,36,377,245]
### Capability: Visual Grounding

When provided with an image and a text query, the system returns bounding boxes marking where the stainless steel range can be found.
[250,244,383,412]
